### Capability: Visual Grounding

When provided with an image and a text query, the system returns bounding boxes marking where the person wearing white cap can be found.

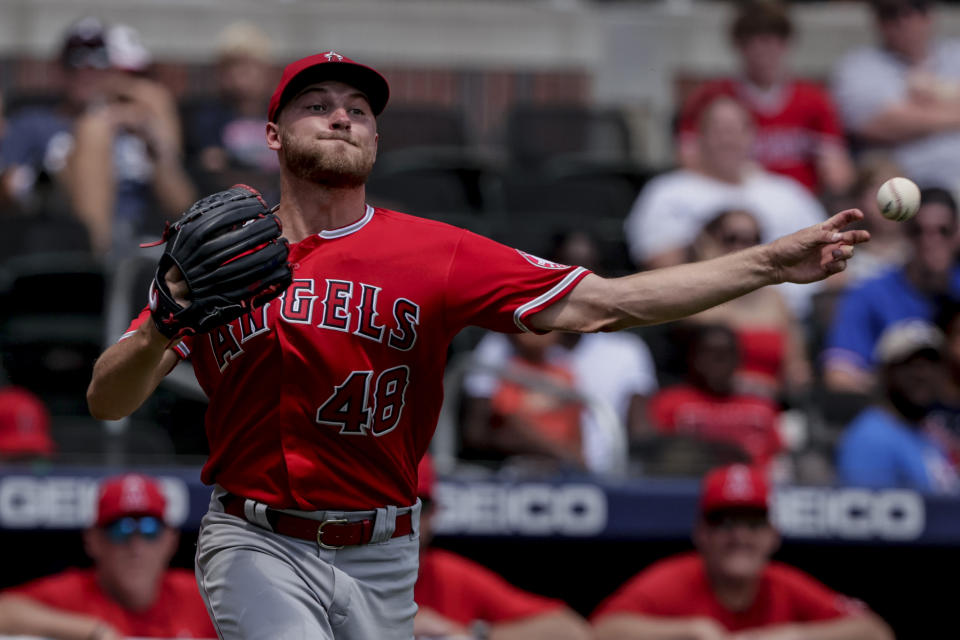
[0,16,196,258]
[836,319,960,492]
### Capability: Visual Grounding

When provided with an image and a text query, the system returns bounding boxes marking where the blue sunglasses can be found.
[104,516,164,543]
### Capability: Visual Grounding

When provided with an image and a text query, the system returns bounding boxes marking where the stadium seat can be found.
[366,148,504,216]
[375,105,470,154]
[504,104,634,166]
[0,253,105,416]
[49,415,178,464]
[500,166,645,221]
[0,215,92,262]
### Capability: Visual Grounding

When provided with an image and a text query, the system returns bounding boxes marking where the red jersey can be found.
[123,207,589,510]
[648,386,783,467]
[415,549,563,625]
[592,553,864,631]
[679,79,845,191]
[7,568,215,638]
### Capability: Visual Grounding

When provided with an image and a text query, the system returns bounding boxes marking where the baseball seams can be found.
[888,181,907,222]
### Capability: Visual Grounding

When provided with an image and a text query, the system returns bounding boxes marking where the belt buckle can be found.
[316,518,349,550]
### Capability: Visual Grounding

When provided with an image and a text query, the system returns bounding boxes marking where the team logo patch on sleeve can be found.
[516,249,569,270]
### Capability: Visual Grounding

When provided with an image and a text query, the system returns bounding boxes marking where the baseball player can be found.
[86,51,869,640]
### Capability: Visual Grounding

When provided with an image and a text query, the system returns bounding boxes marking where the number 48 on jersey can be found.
[316,366,410,437]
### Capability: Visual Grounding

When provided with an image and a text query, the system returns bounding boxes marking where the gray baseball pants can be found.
[195,486,421,640]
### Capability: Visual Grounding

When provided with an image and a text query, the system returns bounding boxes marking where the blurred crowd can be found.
[0,1,956,637]
[455,0,960,496]
[2,1,960,495]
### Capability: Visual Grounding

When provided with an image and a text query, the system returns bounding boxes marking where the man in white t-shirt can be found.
[462,330,658,473]
[624,95,826,316]
[832,0,960,193]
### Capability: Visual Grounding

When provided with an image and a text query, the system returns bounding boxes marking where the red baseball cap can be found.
[699,464,769,515]
[95,474,167,527]
[417,454,436,501]
[268,51,390,122]
[0,387,54,458]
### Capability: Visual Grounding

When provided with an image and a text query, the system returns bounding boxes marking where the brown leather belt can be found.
[220,494,414,550]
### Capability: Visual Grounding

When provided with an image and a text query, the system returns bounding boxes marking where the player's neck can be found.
[276,174,369,243]
[710,573,761,612]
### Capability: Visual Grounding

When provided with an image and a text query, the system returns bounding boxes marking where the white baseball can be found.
[877,177,921,222]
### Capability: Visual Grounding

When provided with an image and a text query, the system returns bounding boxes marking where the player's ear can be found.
[82,528,102,560]
[266,121,281,151]
[764,526,781,557]
[160,527,180,563]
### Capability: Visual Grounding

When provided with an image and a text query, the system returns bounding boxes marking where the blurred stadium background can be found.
[2,1,960,638]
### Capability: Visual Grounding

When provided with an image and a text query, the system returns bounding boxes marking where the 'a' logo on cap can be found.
[120,476,149,510]
[722,465,755,500]
[323,51,344,61]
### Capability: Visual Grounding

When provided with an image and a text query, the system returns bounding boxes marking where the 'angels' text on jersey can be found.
[207,277,421,372]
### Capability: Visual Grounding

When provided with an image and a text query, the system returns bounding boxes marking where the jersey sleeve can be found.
[591,569,671,620]
[5,571,79,609]
[442,554,564,624]
[774,564,867,622]
[444,230,590,334]
[119,306,193,360]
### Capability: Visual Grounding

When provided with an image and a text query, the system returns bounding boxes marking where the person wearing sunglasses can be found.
[0,474,215,639]
[686,210,813,401]
[591,465,893,640]
[824,187,960,393]
[837,319,959,494]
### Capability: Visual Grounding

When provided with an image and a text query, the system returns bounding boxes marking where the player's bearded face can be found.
[280,122,376,188]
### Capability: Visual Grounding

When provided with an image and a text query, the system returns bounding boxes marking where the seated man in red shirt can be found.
[0,473,215,640]
[648,323,784,471]
[676,0,853,195]
[592,465,893,640]
[414,456,591,640]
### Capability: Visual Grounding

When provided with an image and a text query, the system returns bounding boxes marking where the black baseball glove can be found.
[143,184,293,340]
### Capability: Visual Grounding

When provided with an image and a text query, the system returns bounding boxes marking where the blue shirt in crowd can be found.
[824,266,960,372]
[836,406,959,494]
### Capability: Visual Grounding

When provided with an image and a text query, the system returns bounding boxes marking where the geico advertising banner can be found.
[0,467,950,544]
[432,481,938,544]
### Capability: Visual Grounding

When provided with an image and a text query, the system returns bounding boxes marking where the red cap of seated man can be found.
[699,464,770,515]
[0,387,54,458]
[95,473,167,528]
[268,50,390,122]
[417,454,436,502]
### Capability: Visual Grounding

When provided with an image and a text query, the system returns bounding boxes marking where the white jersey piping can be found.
[318,205,375,239]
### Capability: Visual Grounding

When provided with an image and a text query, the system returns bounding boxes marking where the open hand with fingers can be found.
[765,209,870,284]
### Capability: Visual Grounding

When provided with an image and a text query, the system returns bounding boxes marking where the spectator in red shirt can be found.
[0,386,55,461]
[0,473,215,640]
[648,324,785,470]
[592,464,893,640]
[413,456,591,639]
[677,0,854,195]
